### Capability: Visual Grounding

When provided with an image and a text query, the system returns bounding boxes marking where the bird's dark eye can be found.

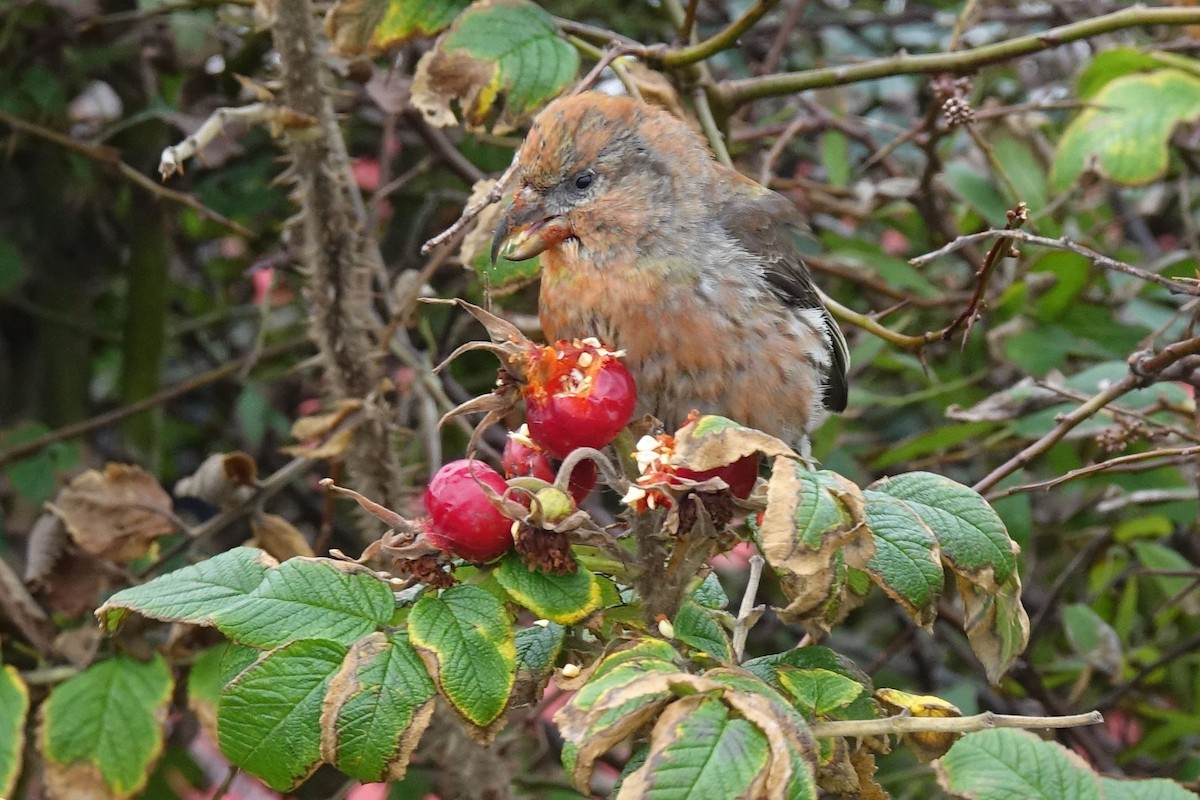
[573,172,594,191]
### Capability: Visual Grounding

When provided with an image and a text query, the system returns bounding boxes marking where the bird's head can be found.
[491,92,714,265]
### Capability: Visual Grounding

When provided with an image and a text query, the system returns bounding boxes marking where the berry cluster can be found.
[418,338,635,566]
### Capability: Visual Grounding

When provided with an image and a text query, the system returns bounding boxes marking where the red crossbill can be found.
[491,92,848,452]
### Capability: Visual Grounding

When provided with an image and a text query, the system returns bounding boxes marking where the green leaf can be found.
[411,0,578,133]
[672,601,733,662]
[219,639,347,791]
[1,423,81,506]
[40,654,174,799]
[325,0,470,55]
[0,665,29,798]
[936,728,1102,800]
[862,490,944,628]
[1062,604,1123,677]
[944,161,1010,223]
[692,572,729,610]
[320,631,436,783]
[494,553,602,625]
[991,135,1048,211]
[515,621,565,678]
[776,667,865,718]
[98,548,396,649]
[1101,777,1200,800]
[744,647,877,720]
[408,585,516,728]
[213,556,395,648]
[1076,48,1170,100]
[97,546,274,631]
[186,645,225,740]
[1052,70,1200,191]
[618,696,771,798]
[866,472,1016,585]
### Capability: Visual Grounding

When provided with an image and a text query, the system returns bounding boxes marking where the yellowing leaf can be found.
[411,0,578,134]
[1052,69,1200,190]
[325,0,469,56]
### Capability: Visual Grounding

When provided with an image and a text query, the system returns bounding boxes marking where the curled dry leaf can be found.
[282,399,361,459]
[250,512,315,560]
[47,463,175,562]
[877,688,962,761]
[174,451,258,509]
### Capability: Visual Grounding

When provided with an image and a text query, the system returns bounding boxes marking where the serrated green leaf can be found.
[214,556,396,648]
[776,667,865,718]
[219,639,347,791]
[0,665,29,798]
[411,0,578,133]
[1101,777,1200,800]
[1052,70,1200,191]
[516,621,565,677]
[320,631,436,783]
[673,601,733,662]
[743,647,877,720]
[494,553,602,625]
[936,728,1102,800]
[98,548,395,649]
[867,472,1016,585]
[97,546,274,631]
[325,0,469,55]
[618,696,771,798]
[692,572,729,610]
[409,585,515,728]
[862,490,944,628]
[40,654,173,799]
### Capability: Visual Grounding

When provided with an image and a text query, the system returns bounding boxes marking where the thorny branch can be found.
[808,709,1102,739]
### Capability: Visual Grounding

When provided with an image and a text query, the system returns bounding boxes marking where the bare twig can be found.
[732,554,766,662]
[0,110,252,237]
[720,7,1200,105]
[808,709,1103,738]
[693,87,732,168]
[989,445,1200,500]
[911,229,1200,296]
[942,202,1028,343]
[0,338,309,468]
[159,102,274,180]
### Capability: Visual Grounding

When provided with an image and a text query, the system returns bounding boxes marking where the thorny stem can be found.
[718,6,1200,105]
[808,709,1103,739]
[732,554,765,662]
[942,202,1028,342]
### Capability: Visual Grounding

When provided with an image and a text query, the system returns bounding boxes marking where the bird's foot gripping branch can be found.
[91,302,1117,798]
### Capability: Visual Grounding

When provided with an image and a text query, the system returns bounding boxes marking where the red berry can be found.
[502,436,556,483]
[524,340,637,458]
[502,433,598,504]
[423,459,513,562]
[675,455,759,499]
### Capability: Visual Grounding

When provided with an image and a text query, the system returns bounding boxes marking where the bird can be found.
[490,92,848,453]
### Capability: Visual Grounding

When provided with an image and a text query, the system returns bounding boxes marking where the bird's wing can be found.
[715,180,850,412]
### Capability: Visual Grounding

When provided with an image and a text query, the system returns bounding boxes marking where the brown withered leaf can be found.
[672,414,797,473]
[48,463,175,562]
[250,513,315,560]
[283,399,361,459]
[42,549,110,619]
[959,571,1030,685]
[41,757,118,800]
[53,626,103,669]
[851,748,888,800]
[23,511,68,585]
[174,452,258,509]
